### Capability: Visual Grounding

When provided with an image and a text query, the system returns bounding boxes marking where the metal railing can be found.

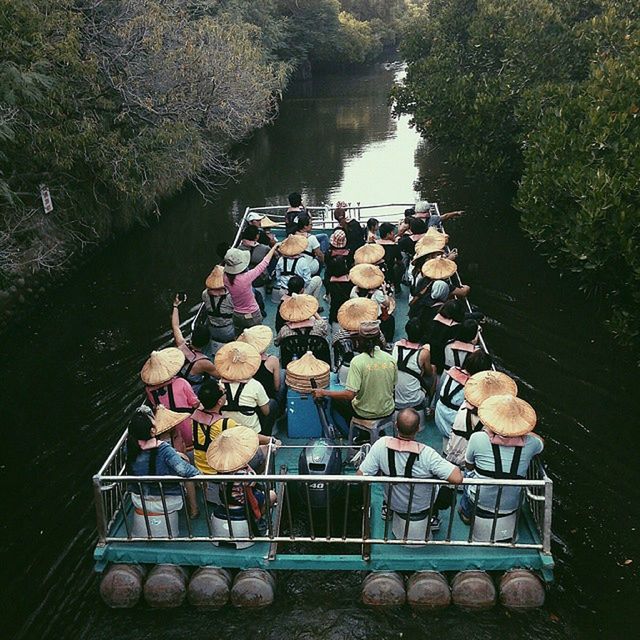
[94,440,553,557]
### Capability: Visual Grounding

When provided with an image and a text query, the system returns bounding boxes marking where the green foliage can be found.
[393,0,640,346]
[336,11,383,63]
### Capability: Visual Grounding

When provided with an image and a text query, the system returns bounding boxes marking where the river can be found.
[1,63,638,640]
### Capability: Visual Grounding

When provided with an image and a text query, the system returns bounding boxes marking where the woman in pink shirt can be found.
[223,243,280,335]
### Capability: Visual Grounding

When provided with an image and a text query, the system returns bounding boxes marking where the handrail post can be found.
[93,475,107,546]
[543,477,554,554]
[361,481,371,561]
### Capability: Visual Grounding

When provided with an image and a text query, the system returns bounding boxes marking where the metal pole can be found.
[93,475,107,546]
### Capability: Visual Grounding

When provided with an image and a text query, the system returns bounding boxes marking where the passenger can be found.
[326,256,353,332]
[275,293,328,345]
[366,217,379,243]
[392,318,436,417]
[408,242,447,296]
[397,217,427,259]
[428,298,467,373]
[214,341,273,435]
[333,201,366,254]
[275,275,304,333]
[223,243,280,335]
[192,382,279,478]
[294,213,324,276]
[171,294,218,392]
[285,191,306,236]
[325,229,351,268]
[201,266,235,344]
[238,225,271,290]
[349,264,394,343]
[413,200,464,228]
[444,371,517,467]
[356,408,463,525]
[377,222,404,292]
[460,395,543,530]
[274,235,323,303]
[408,279,449,324]
[142,347,200,454]
[332,298,379,385]
[444,319,480,370]
[312,320,397,426]
[126,407,199,521]
[245,211,277,247]
[206,426,277,532]
[434,349,493,442]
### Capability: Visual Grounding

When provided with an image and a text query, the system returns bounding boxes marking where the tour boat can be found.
[93,203,554,610]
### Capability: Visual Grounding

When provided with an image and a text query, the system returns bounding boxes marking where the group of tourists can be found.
[125,193,544,537]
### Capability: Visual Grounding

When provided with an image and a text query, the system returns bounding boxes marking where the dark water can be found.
[1,64,638,640]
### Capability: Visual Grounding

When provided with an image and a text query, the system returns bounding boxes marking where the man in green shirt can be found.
[313,321,397,420]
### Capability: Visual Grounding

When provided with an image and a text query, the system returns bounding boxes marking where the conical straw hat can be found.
[214,341,261,381]
[425,227,449,242]
[421,256,457,280]
[279,234,308,257]
[205,265,225,289]
[286,351,330,378]
[141,348,186,385]
[478,395,537,437]
[337,298,378,331]
[464,371,518,407]
[349,264,385,290]
[354,243,385,265]
[238,325,273,354]
[412,242,445,264]
[260,216,278,228]
[416,232,447,253]
[280,293,318,322]
[153,404,190,436]
[205,426,260,473]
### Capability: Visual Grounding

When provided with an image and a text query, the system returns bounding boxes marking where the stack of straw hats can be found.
[349,264,385,290]
[280,293,318,322]
[285,351,330,392]
[354,243,385,265]
[214,341,261,381]
[337,298,379,332]
[140,348,185,385]
[421,256,457,279]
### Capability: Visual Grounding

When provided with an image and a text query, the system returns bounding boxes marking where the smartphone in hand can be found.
[177,291,187,302]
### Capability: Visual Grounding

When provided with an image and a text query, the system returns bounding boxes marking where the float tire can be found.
[361,572,406,607]
[499,569,545,610]
[188,567,232,609]
[230,569,275,609]
[143,564,188,608]
[99,564,146,608]
[406,571,451,609]
[451,570,496,610]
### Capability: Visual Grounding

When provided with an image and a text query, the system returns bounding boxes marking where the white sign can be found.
[40,185,53,213]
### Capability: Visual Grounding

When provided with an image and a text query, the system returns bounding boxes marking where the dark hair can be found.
[409,218,427,235]
[457,319,479,343]
[328,256,349,278]
[198,381,224,410]
[396,408,420,437]
[288,192,302,207]
[296,214,311,231]
[126,412,154,472]
[191,325,210,349]
[405,318,423,344]
[243,225,260,241]
[357,335,381,357]
[404,208,415,216]
[333,208,347,222]
[367,218,379,232]
[287,275,305,295]
[379,222,395,239]
[464,349,492,374]
[440,299,465,323]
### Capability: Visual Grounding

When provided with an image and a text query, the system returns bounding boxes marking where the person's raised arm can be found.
[246,242,281,280]
[440,210,464,222]
[171,295,186,347]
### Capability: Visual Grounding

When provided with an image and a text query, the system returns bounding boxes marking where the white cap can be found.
[247,211,264,222]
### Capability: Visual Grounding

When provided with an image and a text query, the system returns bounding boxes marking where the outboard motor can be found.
[297,380,343,521]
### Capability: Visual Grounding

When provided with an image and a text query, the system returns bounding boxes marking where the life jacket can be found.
[438,367,469,410]
[451,406,483,440]
[297,234,315,258]
[446,340,477,368]
[148,379,194,414]
[207,293,232,319]
[178,343,209,382]
[221,382,257,416]
[386,437,425,478]
[281,257,301,277]
[395,343,427,391]
[433,313,457,327]
[329,274,350,283]
[191,409,231,453]
[474,439,525,480]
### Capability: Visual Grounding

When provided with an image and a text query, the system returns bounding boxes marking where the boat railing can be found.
[93,441,552,557]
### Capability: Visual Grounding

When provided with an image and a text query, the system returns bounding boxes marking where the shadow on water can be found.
[1,63,638,639]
